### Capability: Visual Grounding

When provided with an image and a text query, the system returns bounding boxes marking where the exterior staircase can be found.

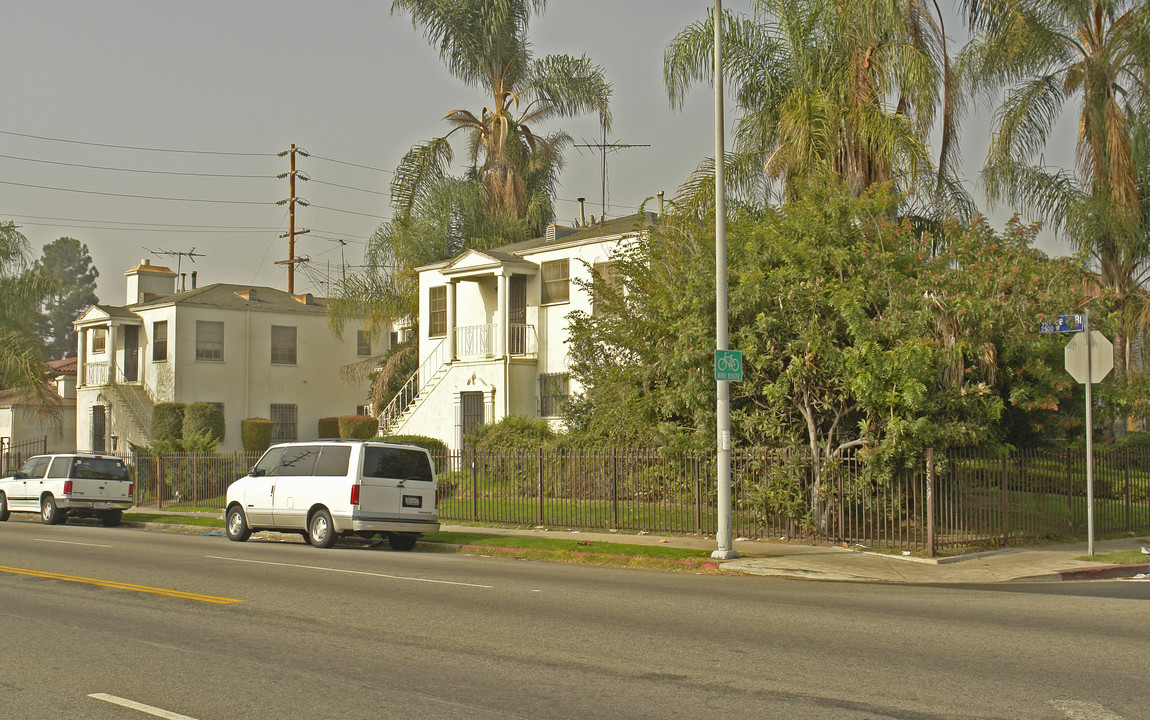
[109,379,154,446]
[380,339,451,434]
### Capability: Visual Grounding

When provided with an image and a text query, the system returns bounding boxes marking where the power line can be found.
[0,152,273,178]
[8,220,277,234]
[0,129,273,156]
[309,178,388,195]
[0,212,280,231]
[0,179,271,205]
[308,154,393,174]
[308,203,389,220]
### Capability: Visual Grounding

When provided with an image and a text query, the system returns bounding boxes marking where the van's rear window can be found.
[70,458,130,481]
[362,447,432,481]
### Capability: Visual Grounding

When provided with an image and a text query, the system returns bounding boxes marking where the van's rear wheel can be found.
[100,509,122,527]
[225,506,251,542]
[308,509,336,548]
[0,492,9,522]
[387,533,418,551]
[41,496,65,525]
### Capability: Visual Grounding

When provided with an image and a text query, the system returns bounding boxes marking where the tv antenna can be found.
[574,125,649,218]
[145,247,206,281]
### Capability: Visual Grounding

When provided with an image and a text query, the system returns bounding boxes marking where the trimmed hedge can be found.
[184,402,225,444]
[152,403,185,442]
[382,434,448,455]
[338,415,378,439]
[465,414,557,450]
[241,418,274,453]
[318,416,340,439]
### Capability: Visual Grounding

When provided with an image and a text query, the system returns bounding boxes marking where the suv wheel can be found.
[41,496,65,525]
[225,506,251,542]
[307,509,336,548]
[100,509,123,527]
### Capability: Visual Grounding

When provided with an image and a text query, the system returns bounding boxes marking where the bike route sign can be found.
[715,350,743,382]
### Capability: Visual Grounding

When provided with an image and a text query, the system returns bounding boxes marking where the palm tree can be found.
[0,222,55,400]
[389,0,611,232]
[664,0,967,217]
[961,0,1150,436]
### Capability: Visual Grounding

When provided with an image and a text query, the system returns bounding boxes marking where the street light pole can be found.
[712,0,737,561]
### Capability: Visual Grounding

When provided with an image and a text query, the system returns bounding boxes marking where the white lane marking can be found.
[89,693,198,719]
[206,556,493,588]
[1051,699,1126,720]
[37,539,113,548]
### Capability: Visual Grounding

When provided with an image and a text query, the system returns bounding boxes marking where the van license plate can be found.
[403,495,422,508]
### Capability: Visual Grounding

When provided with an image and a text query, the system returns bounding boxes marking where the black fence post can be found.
[1126,448,1132,533]
[1001,455,1009,545]
[926,449,935,558]
[693,457,702,535]
[611,449,618,530]
[1066,450,1074,536]
[537,447,545,526]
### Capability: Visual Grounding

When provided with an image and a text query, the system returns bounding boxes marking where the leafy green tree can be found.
[960,0,1150,437]
[664,0,968,217]
[34,237,99,361]
[0,222,55,399]
[567,181,1084,529]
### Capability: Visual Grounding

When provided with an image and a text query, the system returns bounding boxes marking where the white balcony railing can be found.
[85,361,110,387]
[454,323,537,359]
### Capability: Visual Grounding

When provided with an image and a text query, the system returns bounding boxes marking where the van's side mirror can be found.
[13,471,26,480]
[249,467,265,477]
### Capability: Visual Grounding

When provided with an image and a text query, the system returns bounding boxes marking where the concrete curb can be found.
[1014,564,1150,582]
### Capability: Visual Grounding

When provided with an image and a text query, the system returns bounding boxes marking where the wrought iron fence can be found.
[106,444,1150,555]
[0,436,48,476]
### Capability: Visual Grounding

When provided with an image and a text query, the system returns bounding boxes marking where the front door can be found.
[123,325,139,382]
[91,405,106,453]
[509,275,527,355]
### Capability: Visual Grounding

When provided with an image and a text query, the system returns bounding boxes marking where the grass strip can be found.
[125,513,223,528]
[422,531,711,560]
[1077,549,1150,565]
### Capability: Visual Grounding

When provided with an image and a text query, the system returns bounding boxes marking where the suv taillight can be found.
[128,483,134,498]
[63,480,72,494]
[350,484,360,506]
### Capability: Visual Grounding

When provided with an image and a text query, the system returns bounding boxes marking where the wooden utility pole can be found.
[276,144,310,293]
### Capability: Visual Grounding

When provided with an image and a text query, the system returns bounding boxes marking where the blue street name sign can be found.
[1039,314,1084,334]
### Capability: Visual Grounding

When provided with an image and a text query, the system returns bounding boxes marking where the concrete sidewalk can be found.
[439,524,1150,584]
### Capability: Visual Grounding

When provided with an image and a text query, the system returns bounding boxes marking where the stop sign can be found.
[1064,331,1113,384]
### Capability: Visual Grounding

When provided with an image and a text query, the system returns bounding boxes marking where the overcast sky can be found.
[3,0,1075,303]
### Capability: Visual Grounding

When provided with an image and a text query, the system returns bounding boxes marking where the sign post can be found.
[1057,311,1113,556]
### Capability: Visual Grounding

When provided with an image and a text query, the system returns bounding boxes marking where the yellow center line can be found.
[0,565,243,604]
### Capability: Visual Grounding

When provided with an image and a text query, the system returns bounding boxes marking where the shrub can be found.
[318,416,340,439]
[465,415,557,450]
[241,418,274,453]
[383,434,448,455]
[338,415,378,439]
[184,402,225,445]
[152,403,185,443]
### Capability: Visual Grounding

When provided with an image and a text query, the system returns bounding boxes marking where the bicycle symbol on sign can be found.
[717,354,741,373]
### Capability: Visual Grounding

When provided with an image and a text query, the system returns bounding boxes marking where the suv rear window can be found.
[70,457,130,481]
[362,447,432,482]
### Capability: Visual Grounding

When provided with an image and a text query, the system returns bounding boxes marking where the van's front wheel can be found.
[225,506,251,542]
[308,509,336,548]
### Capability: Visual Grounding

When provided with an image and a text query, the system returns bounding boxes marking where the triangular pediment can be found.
[441,249,537,278]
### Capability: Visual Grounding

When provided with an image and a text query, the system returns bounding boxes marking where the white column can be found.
[107,324,119,383]
[496,273,509,358]
[446,281,456,360]
[78,327,87,388]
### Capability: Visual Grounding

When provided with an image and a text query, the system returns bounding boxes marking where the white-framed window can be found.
[357,330,372,356]
[428,286,447,337]
[271,325,297,365]
[152,321,168,362]
[92,328,107,354]
[541,260,570,304]
[270,403,298,443]
[196,321,224,362]
[539,373,570,417]
[592,261,622,317]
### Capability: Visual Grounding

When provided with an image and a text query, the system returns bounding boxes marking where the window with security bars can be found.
[428,286,447,337]
[271,325,297,365]
[356,330,372,356]
[196,321,224,362]
[270,403,298,443]
[461,392,485,439]
[539,373,569,417]
[541,260,569,304]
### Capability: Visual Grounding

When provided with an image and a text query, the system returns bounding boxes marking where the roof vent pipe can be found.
[657,190,664,217]
[180,273,186,292]
[578,197,587,228]
[191,270,197,289]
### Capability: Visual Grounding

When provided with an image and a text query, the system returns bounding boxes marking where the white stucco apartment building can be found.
[73,261,377,453]
[0,358,78,456]
[383,213,653,449]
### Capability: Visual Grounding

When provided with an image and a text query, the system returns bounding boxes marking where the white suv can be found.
[224,440,440,550]
[0,454,134,526]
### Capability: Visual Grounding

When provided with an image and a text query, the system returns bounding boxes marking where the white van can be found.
[224,440,440,550]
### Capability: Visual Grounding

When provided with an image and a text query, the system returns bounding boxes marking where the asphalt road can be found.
[0,520,1146,720]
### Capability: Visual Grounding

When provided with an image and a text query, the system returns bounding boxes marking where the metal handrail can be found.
[380,337,448,430]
